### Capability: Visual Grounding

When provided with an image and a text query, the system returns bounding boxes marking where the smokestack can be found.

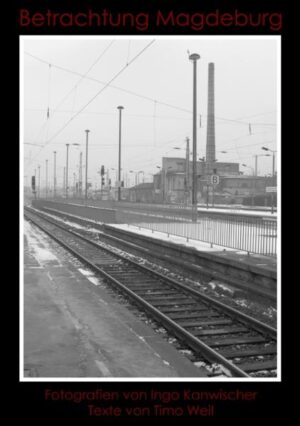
[206,63,216,171]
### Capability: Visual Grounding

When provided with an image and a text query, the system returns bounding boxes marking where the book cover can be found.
[11,0,287,421]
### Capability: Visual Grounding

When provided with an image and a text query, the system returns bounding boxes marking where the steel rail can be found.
[24,208,277,377]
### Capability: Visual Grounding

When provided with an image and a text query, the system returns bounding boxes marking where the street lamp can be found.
[53,151,57,198]
[110,168,116,185]
[117,106,124,201]
[85,130,90,202]
[157,166,173,203]
[65,144,69,199]
[33,169,37,199]
[242,164,255,207]
[173,139,191,205]
[261,147,276,179]
[129,170,139,186]
[45,159,48,199]
[261,146,277,213]
[254,153,271,176]
[138,170,144,183]
[66,143,80,199]
[155,166,164,201]
[189,52,200,221]
[37,165,40,199]
[73,172,76,197]
[79,151,83,198]
[242,164,254,175]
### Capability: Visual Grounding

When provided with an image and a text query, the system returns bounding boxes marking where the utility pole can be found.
[34,169,36,199]
[53,151,57,198]
[189,53,200,221]
[45,159,48,199]
[185,137,190,205]
[66,143,69,199]
[262,147,276,214]
[272,151,275,214]
[117,106,124,202]
[38,165,40,199]
[63,167,66,196]
[79,151,83,198]
[85,130,90,202]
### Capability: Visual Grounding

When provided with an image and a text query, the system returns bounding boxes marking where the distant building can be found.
[153,157,276,206]
[217,175,277,206]
[129,183,154,203]
[153,157,240,204]
[132,61,277,207]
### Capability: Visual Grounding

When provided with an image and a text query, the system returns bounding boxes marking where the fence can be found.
[130,215,277,257]
[33,198,277,256]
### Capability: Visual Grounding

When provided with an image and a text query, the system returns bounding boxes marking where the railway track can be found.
[24,207,277,378]
[29,205,277,301]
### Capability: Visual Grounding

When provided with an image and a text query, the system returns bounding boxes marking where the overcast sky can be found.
[22,36,279,188]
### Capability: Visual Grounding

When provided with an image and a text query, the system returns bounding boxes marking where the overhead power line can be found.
[25,50,276,127]
[27,40,116,148]
[24,39,156,170]
[48,40,116,120]
[46,39,155,144]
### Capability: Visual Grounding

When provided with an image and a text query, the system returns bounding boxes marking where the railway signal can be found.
[100,166,105,188]
[31,175,36,199]
[31,175,36,191]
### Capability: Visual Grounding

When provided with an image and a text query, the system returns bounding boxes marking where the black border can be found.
[11,0,290,421]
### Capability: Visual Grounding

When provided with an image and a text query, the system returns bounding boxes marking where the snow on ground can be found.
[77,268,102,286]
[33,205,276,255]
[30,206,276,256]
[111,219,277,256]
[197,206,277,218]
[110,223,251,255]
[63,200,277,217]
[24,220,60,264]
[32,208,104,234]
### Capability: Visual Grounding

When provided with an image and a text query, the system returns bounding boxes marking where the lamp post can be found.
[79,151,83,198]
[138,170,144,183]
[189,53,200,221]
[157,165,172,203]
[173,138,190,205]
[53,151,57,198]
[38,165,40,199]
[73,172,76,197]
[65,144,69,199]
[63,167,66,196]
[85,130,90,203]
[45,159,48,199]
[110,168,116,185]
[66,143,80,200]
[242,164,255,207]
[117,106,124,201]
[261,147,276,179]
[156,166,164,202]
[33,169,37,199]
[261,146,277,213]
[129,170,138,186]
[254,153,271,176]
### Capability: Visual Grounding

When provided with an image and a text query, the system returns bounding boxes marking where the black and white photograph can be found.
[21,36,280,381]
